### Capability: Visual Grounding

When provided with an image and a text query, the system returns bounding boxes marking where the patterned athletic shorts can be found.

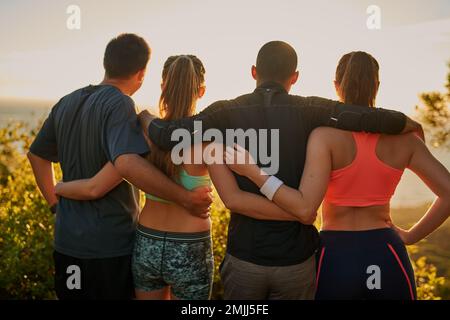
[132,224,214,300]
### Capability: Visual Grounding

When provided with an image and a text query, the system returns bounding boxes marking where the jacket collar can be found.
[254,81,288,94]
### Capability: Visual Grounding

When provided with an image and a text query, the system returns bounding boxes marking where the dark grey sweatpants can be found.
[220,253,316,300]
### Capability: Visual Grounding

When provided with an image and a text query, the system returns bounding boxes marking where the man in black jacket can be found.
[140,41,422,300]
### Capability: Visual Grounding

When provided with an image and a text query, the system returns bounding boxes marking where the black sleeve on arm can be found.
[303,96,407,134]
[148,101,226,151]
[148,115,200,151]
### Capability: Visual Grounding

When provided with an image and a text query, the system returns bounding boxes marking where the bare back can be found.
[139,144,210,233]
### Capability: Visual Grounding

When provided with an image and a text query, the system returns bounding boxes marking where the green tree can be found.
[415,62,450,149]
[411,60,450,299]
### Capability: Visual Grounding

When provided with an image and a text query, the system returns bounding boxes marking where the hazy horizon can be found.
[1,0,450,115]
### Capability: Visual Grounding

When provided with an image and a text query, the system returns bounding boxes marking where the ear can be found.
[137,69,146,83]
[291,71,299,85]
[251,65,258,81]
[334,80,340,93]
[198,85,206,99]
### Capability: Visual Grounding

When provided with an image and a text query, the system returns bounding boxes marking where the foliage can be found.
[0,122,56,299]
[415,62,450,149]
[406,245,445,300]
[413,256,446,300]
[210,195,230,300]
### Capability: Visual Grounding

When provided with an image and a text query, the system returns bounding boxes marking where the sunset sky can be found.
[1,0,449,115]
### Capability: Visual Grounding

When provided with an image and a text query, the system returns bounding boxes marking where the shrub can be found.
[0,122,56,299]
[408,246,446,300]
[210,195,230,300]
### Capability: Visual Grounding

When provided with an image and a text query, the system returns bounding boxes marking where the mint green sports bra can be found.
[145,169,211,204]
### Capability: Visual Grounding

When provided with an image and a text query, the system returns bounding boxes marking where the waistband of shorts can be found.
[136,224,211,243]
[319,227,403,247]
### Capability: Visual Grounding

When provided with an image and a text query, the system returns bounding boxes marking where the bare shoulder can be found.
[378,132,427,168]
[381,132,425,151]
[310,127,344,138]
[309,127,349,145]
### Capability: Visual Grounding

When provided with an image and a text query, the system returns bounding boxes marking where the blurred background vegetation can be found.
[0,65,449,300]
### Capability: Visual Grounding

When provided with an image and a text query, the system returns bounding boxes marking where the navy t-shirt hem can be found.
[54,244,134,259]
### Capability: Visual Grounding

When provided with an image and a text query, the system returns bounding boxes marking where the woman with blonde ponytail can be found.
[54,54,298,300]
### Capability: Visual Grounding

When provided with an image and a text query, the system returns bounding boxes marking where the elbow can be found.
[87,187,104,200]
[294,207,317,225]
[221,194,240,212]
[223,199,238,212]
[440,189,450,215]
[444,184,450,202]
[306,212,318,225]
[113,155,132,180]
[436,181,450,206]
[86,184,109,200]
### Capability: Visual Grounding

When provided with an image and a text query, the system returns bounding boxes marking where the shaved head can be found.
[256,41,298,82]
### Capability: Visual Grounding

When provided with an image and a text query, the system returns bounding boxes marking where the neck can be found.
[100,77,133,96]
[256,80,291,92]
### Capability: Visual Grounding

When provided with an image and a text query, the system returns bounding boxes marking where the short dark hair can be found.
[256,41,298,82]
[103,33,151,79]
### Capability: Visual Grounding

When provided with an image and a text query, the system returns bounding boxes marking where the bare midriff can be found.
[139,200,211,233]
[321,202,391,231]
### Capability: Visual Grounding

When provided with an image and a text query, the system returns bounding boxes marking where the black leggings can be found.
[315,228,416,300]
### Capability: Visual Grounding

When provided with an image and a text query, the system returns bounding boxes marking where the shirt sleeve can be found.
[148,101,226,151]
[104,96,150,163]
[301,96,407,134]
[29,103,59,163]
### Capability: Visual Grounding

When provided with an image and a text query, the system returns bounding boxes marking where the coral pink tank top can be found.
[324,132,404,207]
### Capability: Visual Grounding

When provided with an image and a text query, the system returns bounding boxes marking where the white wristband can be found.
[260,176,284,201]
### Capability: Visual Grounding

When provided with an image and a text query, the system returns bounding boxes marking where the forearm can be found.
[27,152,58,206]
[209,161,300,222]
[227,190,300,222]
[306,97,406,134]
[55,180,98,201]
[407,198,450,243]
[148,116,199,151]
[335,105,406,134]
[272,186,315,221]
[114,154,189,206]
[246,171,316,222]
[147,101,224,151]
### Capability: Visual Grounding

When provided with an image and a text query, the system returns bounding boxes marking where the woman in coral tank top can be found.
[226,51,450,300]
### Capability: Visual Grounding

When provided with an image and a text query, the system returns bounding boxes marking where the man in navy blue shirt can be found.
[28,34,212,299]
